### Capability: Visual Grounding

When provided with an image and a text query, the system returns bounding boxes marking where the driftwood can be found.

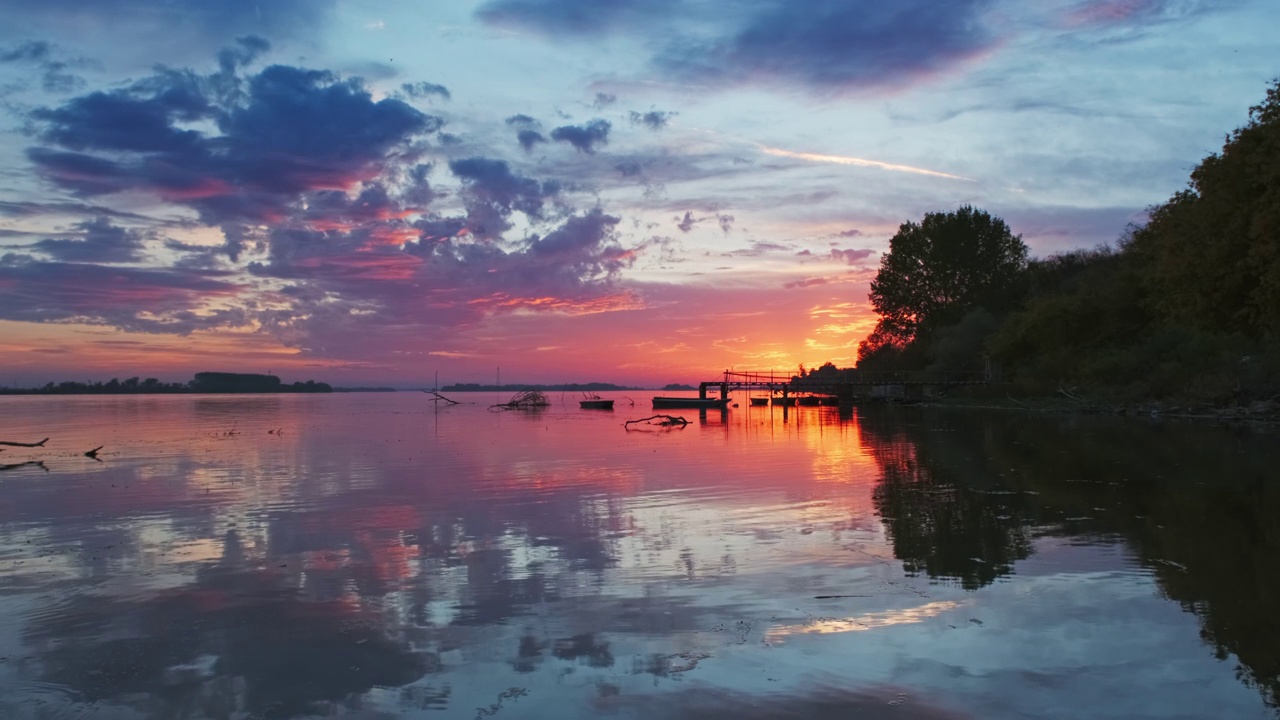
[422,390,460,405]
[0,438,49,447]
[84,446,103,460]
[490,390,550,410]
[624,414,689,429]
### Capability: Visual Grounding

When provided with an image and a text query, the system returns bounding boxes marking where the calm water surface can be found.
[0,393,1277,719]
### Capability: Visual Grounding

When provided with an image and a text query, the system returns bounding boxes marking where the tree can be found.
[1129,79,1280,338]
[869,206,1028,339]
[860,206,1028,365]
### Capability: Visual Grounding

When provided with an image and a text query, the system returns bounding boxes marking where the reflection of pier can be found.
[696,368,992,404]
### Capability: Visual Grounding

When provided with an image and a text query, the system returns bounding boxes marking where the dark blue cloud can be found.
[505,114,540,127]
[448,157,560,221]
[476,0,677,34]
[27,61,439,225]
[517,129,547,152]
[478,0,999,92]
[657,0,995,92]
[629,110,675,129]
[33,90,206,153]
[0,40,89,93]
[550,119,611,153]
[29,217,146,263]
[400,81,451,101]
[0,200,152,221]
[614,159,643,177]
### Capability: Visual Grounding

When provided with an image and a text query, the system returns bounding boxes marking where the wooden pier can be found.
[695,368,993,404]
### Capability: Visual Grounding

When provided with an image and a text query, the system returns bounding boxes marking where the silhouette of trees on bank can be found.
[1,372,332,394]
[854,80,1280,403]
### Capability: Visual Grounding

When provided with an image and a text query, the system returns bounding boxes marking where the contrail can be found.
[759,145,971,181]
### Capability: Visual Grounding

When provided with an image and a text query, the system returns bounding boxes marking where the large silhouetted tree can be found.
[859,206,1027,366]
[1130,80,1280,338]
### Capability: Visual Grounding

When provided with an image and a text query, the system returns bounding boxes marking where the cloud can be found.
[27,217,147,263]
[479,0,1000,93]
[0,200,153,221]
[9,42,646,358]
[614,159,643,177]
[674,210,733,234]
[0,254,246,334]
[26,61,439,226]
[476,0,676,35]
[549,119,611,153]
[830,247,876,265]
[1061,0,1214,27]
[448,157,560,225]
[629,109,676,129]
[400,81,452,101]
[759,145,971,180]
[517,129,548,152]
[11,0,337,46]
[0,40,90,93]
[592,92,617,109]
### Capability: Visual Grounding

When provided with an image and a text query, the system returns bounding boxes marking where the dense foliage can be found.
[854,80,1280,403]
[859,207,1027,370]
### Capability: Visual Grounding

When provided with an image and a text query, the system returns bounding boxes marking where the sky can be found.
[0,0,1275,388]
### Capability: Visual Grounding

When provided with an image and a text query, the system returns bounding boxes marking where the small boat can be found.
[819,396,840,406]
[749,397,769,406]
[652,396,731,409]
[580,398,615,409]
[797,396,822,406]
[772,397,796,406]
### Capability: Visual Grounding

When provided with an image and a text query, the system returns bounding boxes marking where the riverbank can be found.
[908,384,1280,425]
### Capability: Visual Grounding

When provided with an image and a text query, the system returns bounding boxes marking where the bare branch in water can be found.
[624,414,689,429]
[0,438,49,447]
[422,390,460,405]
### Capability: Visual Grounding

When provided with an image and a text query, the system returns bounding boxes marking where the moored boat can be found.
[797,396,822,406]
[749,397,769,406]
[652,396,731,409]
[580,399,615,409]
[772,397,796,406]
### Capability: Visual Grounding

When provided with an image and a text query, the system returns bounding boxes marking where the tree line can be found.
[1,373,333,394]
[853,80,1280,403]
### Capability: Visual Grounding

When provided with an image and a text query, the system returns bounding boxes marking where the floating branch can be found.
[0,438,49,447]
[621,396,636,407]
[490,390,550,410]
[624,414,689,429]
[422,390,460,405]
[84,446,103,460]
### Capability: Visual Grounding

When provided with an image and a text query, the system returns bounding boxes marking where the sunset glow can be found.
[0,1,1273,387]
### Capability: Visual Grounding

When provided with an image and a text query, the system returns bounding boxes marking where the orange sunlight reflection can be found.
[764,601,964,643]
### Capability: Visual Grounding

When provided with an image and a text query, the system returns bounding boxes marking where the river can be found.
[0,392,1276,719]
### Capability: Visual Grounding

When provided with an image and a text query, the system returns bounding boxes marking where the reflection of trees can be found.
[858,406,1280,711]
[860,413,1032,589]
[25,531,429,719]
